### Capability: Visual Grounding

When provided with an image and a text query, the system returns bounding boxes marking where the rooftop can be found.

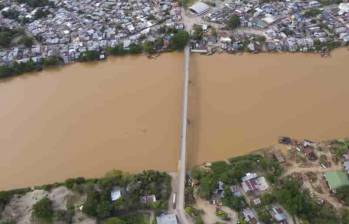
[324,171,349,191]
[189,2,210,15]
[156,213,178,224]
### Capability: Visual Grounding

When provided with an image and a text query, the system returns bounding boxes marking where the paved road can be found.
[175,45,191,224]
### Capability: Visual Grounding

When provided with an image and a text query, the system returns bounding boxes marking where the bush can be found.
[304,9,322,18]
[64,177,86,189]
[107,44,127,56]
[128,43,143,54]
[42,56,63,67]
[103,217,126,224]
[32,197,54,222]
[0,188,30,213]
[336,185,349,205]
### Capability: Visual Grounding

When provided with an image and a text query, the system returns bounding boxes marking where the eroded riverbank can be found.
[0,48,349,190]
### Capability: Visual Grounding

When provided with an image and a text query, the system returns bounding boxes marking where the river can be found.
[0,48,348,190]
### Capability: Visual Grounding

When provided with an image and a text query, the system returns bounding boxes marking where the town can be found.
[0,0,349,77]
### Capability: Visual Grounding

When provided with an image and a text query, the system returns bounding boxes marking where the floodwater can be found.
[0,54,183,190]
[187,48,349,166]
[0,48,349,190]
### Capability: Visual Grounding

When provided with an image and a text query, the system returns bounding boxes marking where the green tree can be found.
[221,187,246,211]
[96,201,112,219]
[171,30,189,50]
[82,189,99,217]
[197,175,214,199]
[226,15,241,30]
[32,197,54,222]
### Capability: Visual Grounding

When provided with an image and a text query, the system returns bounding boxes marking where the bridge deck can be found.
[176,45,190,224]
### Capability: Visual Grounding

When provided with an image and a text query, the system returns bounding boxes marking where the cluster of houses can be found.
[1,0,348,65]
[280,137,349,206]
[211,171,289,224]
[190,0,349,53]
[0,0,183,65]
[240,173,288,224]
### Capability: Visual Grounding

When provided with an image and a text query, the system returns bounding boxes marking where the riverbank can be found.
[1,45,348,81]
[1,137,348,224]
[0,170,171,224]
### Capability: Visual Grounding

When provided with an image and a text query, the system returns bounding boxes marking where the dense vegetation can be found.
[0,56,63,79]
[271,178,342,224]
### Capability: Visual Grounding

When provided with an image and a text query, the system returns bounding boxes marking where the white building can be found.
[156,213,178,224]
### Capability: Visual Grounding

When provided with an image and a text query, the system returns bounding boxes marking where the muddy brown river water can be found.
[0,49,348,190]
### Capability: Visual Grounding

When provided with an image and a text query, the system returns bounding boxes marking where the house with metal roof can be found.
[189,2,210,15]
[324,171,349,193]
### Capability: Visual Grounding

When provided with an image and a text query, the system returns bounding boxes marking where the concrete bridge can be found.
[175,45,191,224]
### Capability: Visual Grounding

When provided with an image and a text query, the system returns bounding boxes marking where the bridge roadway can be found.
[175,45,191,224]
